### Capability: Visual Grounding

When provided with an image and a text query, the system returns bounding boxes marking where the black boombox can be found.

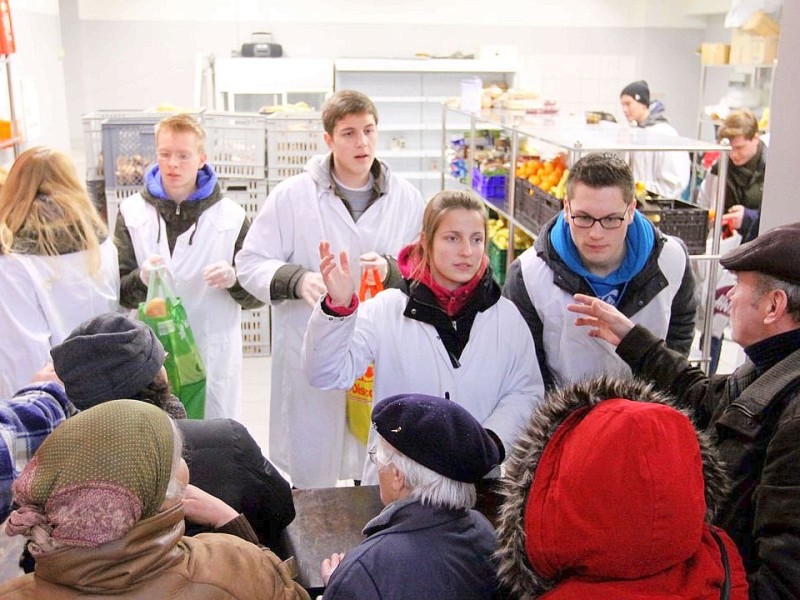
[241,32,283,58]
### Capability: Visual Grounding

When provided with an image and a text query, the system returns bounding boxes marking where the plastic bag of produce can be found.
[139,266,206,418]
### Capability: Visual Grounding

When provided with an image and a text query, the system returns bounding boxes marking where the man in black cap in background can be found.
[320,393,501,600]
[568,222,800,599]
[620,79,690,199]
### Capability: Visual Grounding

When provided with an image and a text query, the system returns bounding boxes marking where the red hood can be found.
[525,399,744,598]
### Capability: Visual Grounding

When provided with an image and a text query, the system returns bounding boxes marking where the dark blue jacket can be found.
[324,498,497,600]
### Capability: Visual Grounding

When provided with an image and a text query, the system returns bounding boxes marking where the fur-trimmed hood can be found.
[494,376,732,598]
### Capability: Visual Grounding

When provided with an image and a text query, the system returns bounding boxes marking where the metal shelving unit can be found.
[335,58,519,199]
[696,62,776,142]
[442,105,731,372]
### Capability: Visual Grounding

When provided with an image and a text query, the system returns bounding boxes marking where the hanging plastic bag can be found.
[138,266,206,419]
[345,268,384,445]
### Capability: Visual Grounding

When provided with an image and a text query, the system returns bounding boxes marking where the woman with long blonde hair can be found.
[0,147,119,398]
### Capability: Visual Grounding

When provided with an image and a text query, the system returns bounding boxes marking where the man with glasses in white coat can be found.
[502,152,696,390]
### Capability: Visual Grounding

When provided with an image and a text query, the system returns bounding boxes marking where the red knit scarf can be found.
[398,244,488,317]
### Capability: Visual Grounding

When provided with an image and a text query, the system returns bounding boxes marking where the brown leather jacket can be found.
[0,505,310,600]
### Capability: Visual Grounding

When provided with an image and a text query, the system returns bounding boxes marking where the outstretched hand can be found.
[319,241,355,308]
[567,293,635,348]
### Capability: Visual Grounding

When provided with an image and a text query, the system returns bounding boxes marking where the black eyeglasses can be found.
[568,203,632,230]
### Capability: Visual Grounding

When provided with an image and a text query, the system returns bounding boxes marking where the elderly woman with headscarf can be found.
[0,400,309,600]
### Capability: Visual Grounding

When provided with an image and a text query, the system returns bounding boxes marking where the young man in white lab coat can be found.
[236,90,425,489]
[115,114,263,421]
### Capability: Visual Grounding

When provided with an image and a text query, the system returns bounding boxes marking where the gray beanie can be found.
[50,313,166,410]
[620,80,650,107]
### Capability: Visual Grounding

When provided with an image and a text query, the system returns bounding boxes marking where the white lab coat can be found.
[631,121,691,199]
[0,241,119,399]
[302,289,543,484]
[120,194,245,420]
[236,155,425,488]
[517,235,688,386]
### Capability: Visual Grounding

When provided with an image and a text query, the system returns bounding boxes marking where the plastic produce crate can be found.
[638,198,709,255]
[241,307,271,357]
[488,240,526,286]
[83,110,163,182]
[220,178,268,221]
[266,113,328,185]
[204,112,267,180]
[101,117,162,194]
[514,177,562,234]
[472,167,507,200]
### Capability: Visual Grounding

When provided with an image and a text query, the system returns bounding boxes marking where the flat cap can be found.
[372,393,501,483]
[51,313,166,410]
[720,222,800,284]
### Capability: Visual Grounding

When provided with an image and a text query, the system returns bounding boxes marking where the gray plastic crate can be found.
[220,178,267,221]
[83,110,162,182]
[101,118,162,194]
[266,112,327,185]
[204,112,267,180]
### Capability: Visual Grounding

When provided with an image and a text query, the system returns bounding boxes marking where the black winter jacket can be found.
[618,325,800,599]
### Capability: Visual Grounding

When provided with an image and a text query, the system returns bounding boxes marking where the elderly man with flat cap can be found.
[568,222,800,599]
[320,393,501,600]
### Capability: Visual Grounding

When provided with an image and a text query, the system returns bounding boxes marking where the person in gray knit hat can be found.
[50,312,176,413]
[50,312,184,418]
[568,221,800,597]
[321,393,500,600]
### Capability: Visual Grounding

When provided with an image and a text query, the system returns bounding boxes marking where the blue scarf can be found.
[145,163,218,201]
[550,210,655,306]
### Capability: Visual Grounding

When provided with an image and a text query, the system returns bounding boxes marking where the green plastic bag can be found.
[138,266,206,419]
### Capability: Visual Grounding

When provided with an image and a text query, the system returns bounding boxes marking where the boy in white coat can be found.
[115,114,262,421]
[236,90,425,488]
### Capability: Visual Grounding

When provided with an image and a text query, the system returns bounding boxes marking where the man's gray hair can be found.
[377,436,476,510]
[754,273,800,322]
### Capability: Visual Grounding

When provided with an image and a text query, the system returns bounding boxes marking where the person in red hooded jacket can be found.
[495,376,748,600]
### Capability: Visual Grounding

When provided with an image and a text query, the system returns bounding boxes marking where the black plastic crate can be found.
[514,177,562,234]
[638,198,709,255]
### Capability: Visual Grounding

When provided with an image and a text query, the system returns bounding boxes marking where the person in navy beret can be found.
[320,393,501,600]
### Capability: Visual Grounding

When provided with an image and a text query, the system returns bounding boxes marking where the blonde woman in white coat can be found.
[236,91,425,489]
[303,190,544,483]
[0,148,119,399]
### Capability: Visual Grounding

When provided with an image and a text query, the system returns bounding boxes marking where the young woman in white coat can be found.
[303,189,544,483]
[0,147,119,399]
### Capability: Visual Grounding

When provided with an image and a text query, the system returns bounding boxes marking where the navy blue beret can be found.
[372,393,501,483]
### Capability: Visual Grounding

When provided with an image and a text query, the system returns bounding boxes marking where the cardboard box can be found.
[701,43,730,65]
[730,29,778,65]
[743,11,780,37]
